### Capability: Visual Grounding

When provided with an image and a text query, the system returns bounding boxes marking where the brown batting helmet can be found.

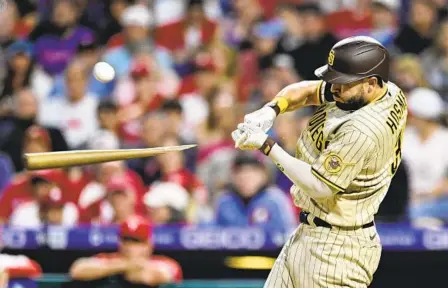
[315,36,390,84]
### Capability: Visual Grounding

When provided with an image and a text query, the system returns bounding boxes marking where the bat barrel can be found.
[23,145,196,170]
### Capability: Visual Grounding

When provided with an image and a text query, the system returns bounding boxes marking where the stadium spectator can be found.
[102,0,136,46]
[114,52,180,104]
[403,88,448,222]
[156,135,211,222]
[196,87,239,198]
[97,178,140,225]
[433,0,448,21]
[78,161,146,222]
[69,215,182,287]
[390,54,429,94]
[369,0,399,48]
[160,99,198,171]
[156,0,218,62]
[103,4,173,79]
[115,61,163,141]
[326,0,373,39]
[222,0,265,49]
[177,50,223,137]
[94,100,120,140]
[113,55,180,142]
[144,182,190,225]
[38,59,99,149]
[274,4,306,77]
[270,54,300,88]
[0,2,21,49]
[126,113,165,185]
[161,100,187,143]
[297,3,338,81]
[214,152,296,232]
[0,40,52,105]
[87,130,120,151]
[251,20,284,70]
[394,0,437,55]
[28,0,95,76]
[9,175,78,227]
[249,69,284,107]
[421,20,448,100]
[207,41,237,84]
[22,125,52,154]
[50,38,112,100]
[0,168,80,224]
[0,91,68,172]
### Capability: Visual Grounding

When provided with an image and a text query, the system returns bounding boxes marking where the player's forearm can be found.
[271,81,321,113]
[267,143,333,199]
[0,270,8,288]
[69,258,126,280]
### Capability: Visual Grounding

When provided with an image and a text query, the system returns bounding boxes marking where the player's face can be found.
[119,239,151,259]
[330,78,372,109]
[109,191,135,221]
[124,26,149,43]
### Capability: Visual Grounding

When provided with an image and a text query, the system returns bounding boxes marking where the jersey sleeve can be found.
[316,81,334,105]
[311,129,376,192]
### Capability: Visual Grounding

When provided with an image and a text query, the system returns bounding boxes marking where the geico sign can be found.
[180,228,266,250]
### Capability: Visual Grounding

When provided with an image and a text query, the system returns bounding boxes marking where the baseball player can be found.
[232,36,408,287]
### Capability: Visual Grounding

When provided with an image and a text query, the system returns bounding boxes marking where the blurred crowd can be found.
[0,0,447,231]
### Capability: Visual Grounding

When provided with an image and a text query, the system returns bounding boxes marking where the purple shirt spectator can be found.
[28,22,94,75]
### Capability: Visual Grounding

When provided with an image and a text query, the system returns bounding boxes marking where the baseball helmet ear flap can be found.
[315,36,390,84]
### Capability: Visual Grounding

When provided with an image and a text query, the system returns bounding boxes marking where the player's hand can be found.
[232,123,268,150]
[243,106,277,133]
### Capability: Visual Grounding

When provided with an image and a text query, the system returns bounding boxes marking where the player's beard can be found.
[335,90,368,111]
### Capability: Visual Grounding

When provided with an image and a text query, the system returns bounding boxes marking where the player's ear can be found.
[367,77,377,93]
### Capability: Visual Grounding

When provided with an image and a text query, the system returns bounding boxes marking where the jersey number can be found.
[391,129,404,175]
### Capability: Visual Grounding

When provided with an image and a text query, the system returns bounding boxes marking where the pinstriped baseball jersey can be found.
[292,80,408,227]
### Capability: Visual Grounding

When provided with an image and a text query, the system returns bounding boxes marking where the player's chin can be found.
[332,95,344,103]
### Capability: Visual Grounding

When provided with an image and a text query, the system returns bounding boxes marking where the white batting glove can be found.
[243,106,277,133]
[232,123,268,150]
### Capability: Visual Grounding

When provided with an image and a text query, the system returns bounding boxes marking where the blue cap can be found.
[7,41,34,58]
[253,20,284,39]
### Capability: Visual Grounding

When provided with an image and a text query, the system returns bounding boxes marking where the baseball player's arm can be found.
[242,81,325,132]
[69,257,128,280]
[272,80,323,112]
[0,270,7,288]
[268,144,334,199]
[265,128,376,197]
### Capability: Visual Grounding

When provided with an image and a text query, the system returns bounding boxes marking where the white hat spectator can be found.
[121,5,153,28]
[87,130,120,150]
[144,182,189,211]
[372,0,400,11]
[408,88,445,120]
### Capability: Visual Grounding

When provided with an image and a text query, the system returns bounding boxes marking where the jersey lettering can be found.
[386,91,407,135]
[307,106,327,152]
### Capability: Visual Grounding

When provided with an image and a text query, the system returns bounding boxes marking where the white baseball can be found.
[93,62,115,83]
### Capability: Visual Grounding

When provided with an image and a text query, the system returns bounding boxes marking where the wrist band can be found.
[259,137,276,156]
[266,97,289,116]
[274,97,289,114]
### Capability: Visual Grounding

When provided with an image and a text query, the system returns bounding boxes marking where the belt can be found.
[299,211,374,230]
